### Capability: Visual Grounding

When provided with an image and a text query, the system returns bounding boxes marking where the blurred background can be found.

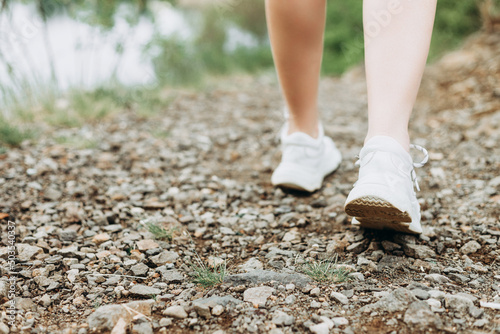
[0,0,497,150]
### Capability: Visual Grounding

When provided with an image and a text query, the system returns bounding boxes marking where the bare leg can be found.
[265,0,326,138]
[364,0,437,150]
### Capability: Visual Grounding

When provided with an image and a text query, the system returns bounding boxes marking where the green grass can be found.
[0,118,33,147]
[146,0,482,80]
[190,261,227,288]
[301,256,352,283]
[2,79,170,131]
[323,0,482,75]
[151,129,171,139]
[54,135,99,149]
[142,220,173,241]
[42,85,168,127]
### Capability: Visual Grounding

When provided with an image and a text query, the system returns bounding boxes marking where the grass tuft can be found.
[0,120,32,147]
[190,261,226,288]
[143,220,173,241]
[54,135,98,149]
[301,256,352,283]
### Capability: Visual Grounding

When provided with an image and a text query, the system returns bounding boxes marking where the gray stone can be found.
[224,270,311,288]
[469,306,484,318]
[88,300,154,331]
[60,229,78,241]
[0,320,11,334]
[269,329,283,334]
[132,320,153,334]
[220,226,235,235]
[448,273,470,283]
[309,317,334,334]
[460,241,481,255]
[0,280,8,299]
[332,317,349,326]
[159,318,172,327]
[425,274,451,284]
[404,301,443,329]
[192,295,242,309]
[39,294,52,307]
[473,319,488,327]
[330,291,349,305]
[193,302,211,319]
[33,275,52,287]
[163,305,187,319]
[310,287,320,296]
[59,245,78,257]
[0,322,8,334]
[381,240,401,251]
[67,269,79,283]
[411,289,430,300]
[150,251,179,266]
[212,305,224,316]
[479,301,500,310]
[243,286,275,307]
[360,288,417,313]
[444,294,474,313]
[403,244,436,259]
[129,285,161,297]
[310,301,321,308]
[158,269,185,284]
[285,295,296,305]
[265,247,296,258]
[44,187,62,201]
[309,322,330,334]
[426,298,442,309]
[131,263,150,276]
[238,258,264,272]
[16,244,43,261]
[349,272,365,281]
[272,310,294,326]
[16,298,37,311]
[346,241,367,254]
[103,276,121,286]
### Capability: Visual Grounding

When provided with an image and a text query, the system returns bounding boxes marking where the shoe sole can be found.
[272,148,342,193]
[273,164,340,193]
[276,182,315,192]
[345,196,418,234]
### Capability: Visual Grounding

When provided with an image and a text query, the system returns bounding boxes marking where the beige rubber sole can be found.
[345,196,417,234]
[276,182,314,192]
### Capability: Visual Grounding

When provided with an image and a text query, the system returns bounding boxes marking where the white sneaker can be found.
[271,123,342,192]
[344,136,428,234]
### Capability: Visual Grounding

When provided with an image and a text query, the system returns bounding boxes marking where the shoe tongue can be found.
[361,136,410,160]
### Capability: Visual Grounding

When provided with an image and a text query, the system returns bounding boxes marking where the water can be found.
[0,2,259,94]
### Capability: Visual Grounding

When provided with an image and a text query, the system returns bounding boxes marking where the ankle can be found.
[287,119,320,138]
[365,132,410,152]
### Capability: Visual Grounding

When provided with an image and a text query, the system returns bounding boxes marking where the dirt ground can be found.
[0,32,499,334]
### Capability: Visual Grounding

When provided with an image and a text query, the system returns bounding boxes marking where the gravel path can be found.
[0,33,499,334]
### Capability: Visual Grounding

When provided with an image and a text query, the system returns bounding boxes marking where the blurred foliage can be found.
[0,116,32,146]
[147,3,273,86]
[323,0,482,74]
[0,0,488,151]
[323,1,364,75]
[430,0,483,58]
[3,0,484,80]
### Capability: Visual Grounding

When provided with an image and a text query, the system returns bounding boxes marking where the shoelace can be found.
[353,143,429,191]
[409,144,429,191]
